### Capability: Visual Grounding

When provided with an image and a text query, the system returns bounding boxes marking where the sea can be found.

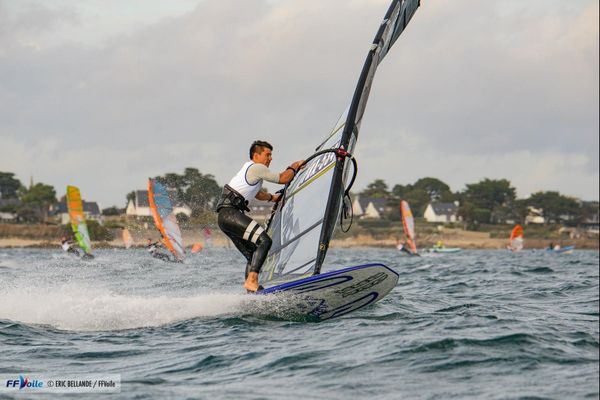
[0,247,598,399]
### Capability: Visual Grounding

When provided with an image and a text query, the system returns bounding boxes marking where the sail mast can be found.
[315,0,420,273]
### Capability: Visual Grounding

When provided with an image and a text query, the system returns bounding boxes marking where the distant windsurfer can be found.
[396,239,419,256]
[216,140,304,292]
[146,238,172,262]
[60,236,80,257]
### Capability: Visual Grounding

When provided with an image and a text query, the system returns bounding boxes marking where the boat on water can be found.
[428,247,462,254]
[546,245,575,255]
[255,0,421,320]
[428,240,461,253]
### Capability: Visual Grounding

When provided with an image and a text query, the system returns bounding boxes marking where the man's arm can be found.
[278,160,304,184]
[248,160,305,186]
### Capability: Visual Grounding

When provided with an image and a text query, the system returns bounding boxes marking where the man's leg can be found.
[245,231,272,291]
[218,208,270,291]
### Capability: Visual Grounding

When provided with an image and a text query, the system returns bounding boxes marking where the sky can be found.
[0,0,598,208]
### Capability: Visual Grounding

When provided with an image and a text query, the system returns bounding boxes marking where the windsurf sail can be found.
[148,178,185,261]
[509,224,524,252]
[260,0,420,286]
[400,200,418,254]
[122,228,133,249]
[66,185,92,255]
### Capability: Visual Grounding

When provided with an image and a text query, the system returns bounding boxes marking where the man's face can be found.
[253,147,272,167]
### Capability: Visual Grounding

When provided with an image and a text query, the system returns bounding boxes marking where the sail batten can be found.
[259,0,420,287]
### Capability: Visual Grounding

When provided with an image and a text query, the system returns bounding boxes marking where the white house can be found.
[126,190,192,218]
[0,198,19,221]
[50,199,102,224]
[352,197,390,219]
[424,202,460,223]
[525,206,545,225]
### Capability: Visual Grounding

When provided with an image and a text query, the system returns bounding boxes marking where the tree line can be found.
[359,177,598,227]
[1,170,597,228]
[0,169,222,223]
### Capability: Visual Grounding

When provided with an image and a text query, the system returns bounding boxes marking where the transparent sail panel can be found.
[260,0,420,287]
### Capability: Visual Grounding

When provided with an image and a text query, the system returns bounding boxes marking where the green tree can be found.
[102,206,122,216]
[126,191,136,207]
[0,172,23,199]
[154,168,222,217]
[360,179,390,198]
[182,168,221,216]
[528,191,580,225]
[412,177,451,201]
[461,178,516,223]
[458,201,491,229]
[18,183,57,222]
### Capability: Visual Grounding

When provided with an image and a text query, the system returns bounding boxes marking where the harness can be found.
[216,184,250,213]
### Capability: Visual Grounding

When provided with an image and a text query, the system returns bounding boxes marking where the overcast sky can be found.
[1,0,598,208]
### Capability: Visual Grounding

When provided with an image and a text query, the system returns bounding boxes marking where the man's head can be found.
[249,140,273,167]
[146,238,152,244]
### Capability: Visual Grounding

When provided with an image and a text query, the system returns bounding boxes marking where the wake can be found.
[0,283,253,331]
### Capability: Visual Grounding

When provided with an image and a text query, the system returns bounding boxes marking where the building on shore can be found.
[424,202,460,223]
[126,190,192,218]
[50,197,102,225]
[352,197,391,219]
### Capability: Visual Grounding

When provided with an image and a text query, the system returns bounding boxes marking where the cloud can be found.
[0,0,598,206]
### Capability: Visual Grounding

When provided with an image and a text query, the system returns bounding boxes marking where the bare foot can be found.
[244,272,260,292]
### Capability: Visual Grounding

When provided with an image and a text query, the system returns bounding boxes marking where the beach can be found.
[1,224,597,250]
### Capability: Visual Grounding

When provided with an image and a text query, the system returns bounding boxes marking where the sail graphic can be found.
[401,200,418,254]
[148,178,185,261]
[122,228,133,249]
[260,0,420,286]
[66,185,92,255]
[509,225,524,252]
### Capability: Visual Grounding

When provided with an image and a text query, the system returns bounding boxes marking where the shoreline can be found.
[1,236,597,250]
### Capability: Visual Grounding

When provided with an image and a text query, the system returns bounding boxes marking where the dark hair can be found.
[249,140,273,160]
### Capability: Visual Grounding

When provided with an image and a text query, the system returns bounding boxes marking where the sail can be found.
[66,185,92,254]
[400,200,418,254]
[122,228,133,249]
[509,225,524,252]
[260,0,420,286]
[148,178,185,261]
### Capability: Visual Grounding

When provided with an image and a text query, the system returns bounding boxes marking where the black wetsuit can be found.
[62,241,81,257]
[147,243,171,262]
[217,185,272,278]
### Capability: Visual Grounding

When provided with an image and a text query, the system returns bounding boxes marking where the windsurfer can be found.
[216,140,304,292]
[396,239,412,255]
[146,238,172,262]
[60,236,80,257]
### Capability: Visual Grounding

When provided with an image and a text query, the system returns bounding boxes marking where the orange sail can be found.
[122,228,133,249]
[400,200,418,254]
[148,178,185,261]
[509,225,524,252]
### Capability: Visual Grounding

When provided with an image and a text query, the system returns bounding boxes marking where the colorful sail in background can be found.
[509,224,524,252]
[148,178,185,261]
[122,228,133,249]
[66,185,92,255]
[400,200,418,254]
